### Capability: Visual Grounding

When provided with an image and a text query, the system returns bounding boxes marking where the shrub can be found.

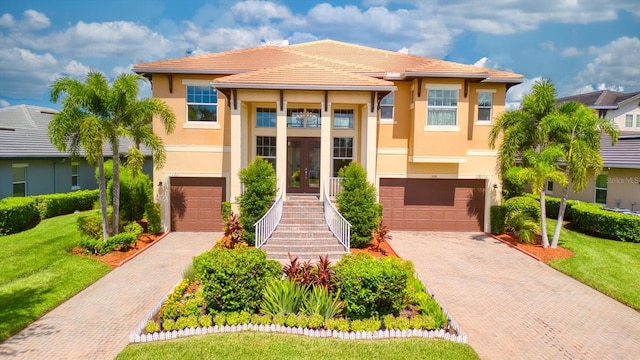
[490,205,506,234]
[162,319,175,331]
[213,313,226,326]
[175,317,189,330]
[222,211,244,248]
[77,211,108,240]
[372,220,392,252]
[145,320,160,333]
[302,285,343,320]
[382,314,396,330]
[350,319,365,332]
[504,196,541,223]
[194,248,281,313]
[239,311,252,325]
[296,314,309,328]
[324,318,339,331]
[107,166,153,222]
[237,157,277,245]
[568,202,640,242]
[524,194,577,221]
[160,301,181,321]
[226,312,241,326]
[272,313,286,326]
[335,253,408,319]
[261,279,308,316]
[221,201,232,226]
[336,162,380,248]
[79,237,101,255]
[395,317,410,330]
[182,264,197,283]
[145,202,162,235]
[124,222,144,238]
[324,318,349,332]
[363,318,382,332]
[0,197,39,235]
[258,314,272,325]
[185,315,199,328]
[307,314,324,329]
[33,189,99,219]
[410,314,436,330]
[417,295,447,329]
[179,298,201,317]
[199,315,213,327]
[285,313,298,327]
[505,212,540,244]
[99,232,137,255]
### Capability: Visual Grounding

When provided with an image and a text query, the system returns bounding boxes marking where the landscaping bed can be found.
[491,232,574,263]
[71,231,164,268]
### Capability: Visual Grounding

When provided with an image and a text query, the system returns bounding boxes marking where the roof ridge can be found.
[282,47,381,72]
[290,39,427,62]
[20,105,38,128]
[134,45,282,69]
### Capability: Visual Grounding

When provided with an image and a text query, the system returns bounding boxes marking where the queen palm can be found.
[50,71,175,240]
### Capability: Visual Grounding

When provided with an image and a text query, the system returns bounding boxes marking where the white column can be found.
[365,102,378,187]
[276,100,287,197]
[240,104,249,169]
[229,99,242,209]
[320,102,332,199]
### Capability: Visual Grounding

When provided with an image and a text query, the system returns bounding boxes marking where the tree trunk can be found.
[112,137,120,235]
[97,156,109,241]
[539,190,549,248]
[551,185,570,248]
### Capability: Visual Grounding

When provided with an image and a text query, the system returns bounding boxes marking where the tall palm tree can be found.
[49,71,112,240]
[541,102,618,248]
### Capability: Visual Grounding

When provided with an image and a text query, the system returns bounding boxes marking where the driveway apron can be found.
[390,231,640,360]
[0,232,218,360]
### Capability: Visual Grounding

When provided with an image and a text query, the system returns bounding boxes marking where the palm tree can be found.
[49,71,112,240]
[541,102,618,248]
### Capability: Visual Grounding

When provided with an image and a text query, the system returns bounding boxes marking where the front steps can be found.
[261,196,348,264]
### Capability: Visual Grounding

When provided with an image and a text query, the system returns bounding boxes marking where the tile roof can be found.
[557,90,640,108]
[0,105,150,158]
[134,39,523,86]
[600,132,640,169]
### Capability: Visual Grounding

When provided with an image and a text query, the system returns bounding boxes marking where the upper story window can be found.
[287,108,321,128]
[71,163,80,190]
[332,137,353,176]
[333,109,354,129]
[427,88,459,126]
[477,92,493,122]
[12,164,27,197]
[186,85,217,122]
[625,114,633,128]
[380,92,394,122]
[636,114,640,127]
[256,107,276,128]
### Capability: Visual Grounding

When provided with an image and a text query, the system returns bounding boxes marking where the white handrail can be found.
[323,177,351,251]
[327,177,342,200]
[254,177,284,248]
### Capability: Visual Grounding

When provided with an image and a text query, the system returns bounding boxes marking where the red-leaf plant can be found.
[372,220,392,253]
[313,255,336,292]
[223,211,244,248]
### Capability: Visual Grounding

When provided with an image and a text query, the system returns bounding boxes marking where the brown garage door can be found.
[170,177,226,232]
[379,178,485,231]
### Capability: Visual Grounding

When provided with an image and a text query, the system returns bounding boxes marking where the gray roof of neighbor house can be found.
[0,104,152,158]
[557,90,640,109]
[601,132,640,169]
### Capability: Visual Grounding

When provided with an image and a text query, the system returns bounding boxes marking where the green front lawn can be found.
[0,212,111,341]
[117,332,479,360]
[547,219,640,311]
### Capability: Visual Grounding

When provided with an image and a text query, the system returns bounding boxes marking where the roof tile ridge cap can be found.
[323,39,427,61]
[135,45,279,67]
[410,57,488,72]
[21,105,38,128]
[281,47,379,72]
[594,90,611,106]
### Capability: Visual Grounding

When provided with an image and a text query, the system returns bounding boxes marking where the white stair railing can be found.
[323,178,350,251]
[327,176,342,201]
[254,177,284,248]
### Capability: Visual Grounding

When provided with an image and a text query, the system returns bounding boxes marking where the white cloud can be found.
[539,41,556,51]
[231,1,292,23]
[559,46,582,57]
[571,83,625,95]
[505,77,543,109]
[575,36,640,91]
[0,99,10,108]
[182,21,285,52]
[0,10,50,31]
[473,56,503,69]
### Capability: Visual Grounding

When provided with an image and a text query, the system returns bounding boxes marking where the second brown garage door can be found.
[379,178,485,231]
[170,177,226,232]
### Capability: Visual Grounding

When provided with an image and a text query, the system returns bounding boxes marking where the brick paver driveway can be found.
[0,232,218,360]
[390,232,640,360]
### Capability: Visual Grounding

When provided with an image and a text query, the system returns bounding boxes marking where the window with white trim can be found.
[333,109,354,129]
[12,164,27,197]
[71,163,79,190]
[427,88,458,126]
[332,137,353,176]
[545,181,553,194]
[256,136,276,169]
[477,92,493,122]
[595,174,608,205]
[186,85,217,122]
[625,114,633,127]
[380,92,394,121]
[636,114,640,127]
[256,107,276,128]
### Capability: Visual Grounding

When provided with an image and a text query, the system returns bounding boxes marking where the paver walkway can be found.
[0,232,218,360]
[390,231,640,360]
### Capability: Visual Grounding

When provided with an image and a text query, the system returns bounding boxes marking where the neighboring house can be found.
[0,105,153,199]
[557,90,640,132]
[544,132,640,211]
[133,39,524,233]
[551,91,640,211]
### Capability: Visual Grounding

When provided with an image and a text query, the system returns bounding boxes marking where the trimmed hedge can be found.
[34,189,99,219]
[523,193,577,221]
[504,196,540,222]
[490,205,506,234]
[567,202,640,242]
[0,197,39,235]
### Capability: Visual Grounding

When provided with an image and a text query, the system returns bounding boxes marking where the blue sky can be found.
[1,0,639,109]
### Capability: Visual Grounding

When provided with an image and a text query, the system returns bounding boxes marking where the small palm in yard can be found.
[505,212,540,244]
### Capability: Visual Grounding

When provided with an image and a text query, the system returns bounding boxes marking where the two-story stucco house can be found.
[133,40,524,233]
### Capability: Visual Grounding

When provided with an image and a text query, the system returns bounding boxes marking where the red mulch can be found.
[71,233,162,268]
[350,240,399,258]
[493,232,574,263]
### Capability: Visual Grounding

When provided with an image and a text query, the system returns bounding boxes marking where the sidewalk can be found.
[0,232,218,360]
